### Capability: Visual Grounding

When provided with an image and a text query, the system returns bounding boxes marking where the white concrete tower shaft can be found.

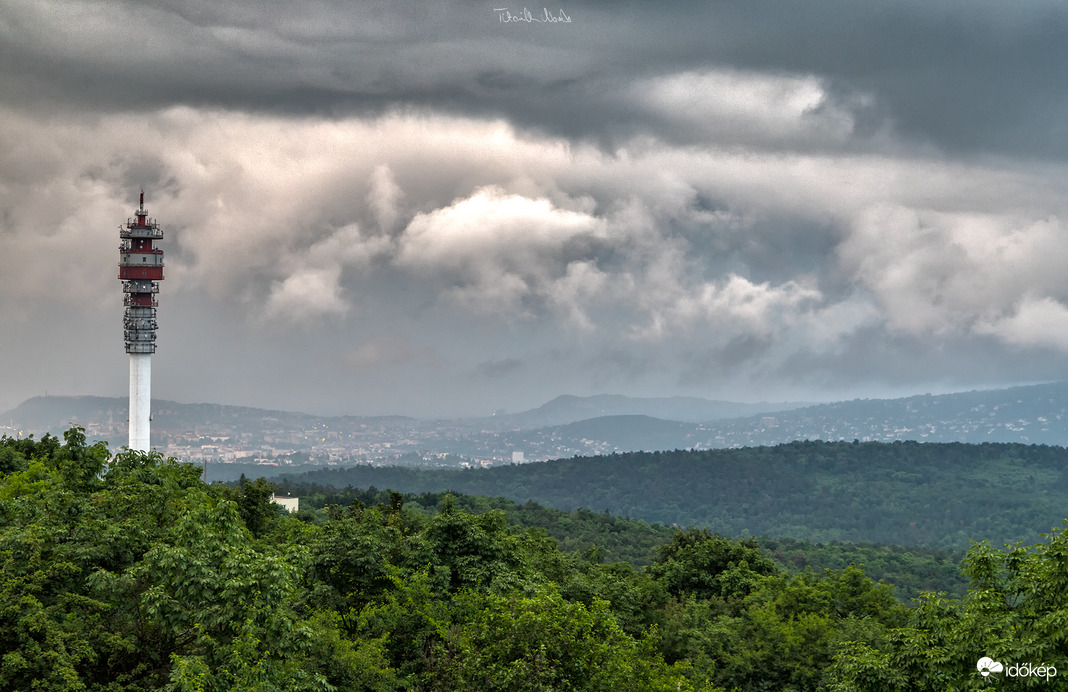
[129,353,151,451]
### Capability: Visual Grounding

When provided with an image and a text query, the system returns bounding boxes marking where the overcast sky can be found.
[2,0,1068,418]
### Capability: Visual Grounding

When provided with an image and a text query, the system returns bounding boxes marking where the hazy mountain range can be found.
[2,381,1066,461]
[491,394,810,428]
[0,393,802,435]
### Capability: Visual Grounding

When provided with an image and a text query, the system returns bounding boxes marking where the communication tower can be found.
[118,191,163,451]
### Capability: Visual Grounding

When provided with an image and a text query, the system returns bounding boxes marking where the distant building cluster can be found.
[8,386,1067,471]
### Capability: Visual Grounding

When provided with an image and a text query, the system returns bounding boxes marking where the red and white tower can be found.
[118,191,163,451]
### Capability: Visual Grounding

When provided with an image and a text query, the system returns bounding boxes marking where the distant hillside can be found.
[4,381,1068,460]
[275,440,1068,551]
[0,395,127,433]
[496,394,808,427]
[490,381,1068,455]
[713,380,1068,446]
[0,395,316,434]
[0,392,800,436]
[0,395,414,443]
[552,415,693,451]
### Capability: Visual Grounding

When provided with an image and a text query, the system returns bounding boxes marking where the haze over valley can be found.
[5,380,1066,469]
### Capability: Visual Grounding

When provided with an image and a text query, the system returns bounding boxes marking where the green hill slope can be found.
[279,440,1068,550]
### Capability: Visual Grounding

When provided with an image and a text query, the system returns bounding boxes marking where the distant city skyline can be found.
[4,381,1066,468]
[2,1,1068,418]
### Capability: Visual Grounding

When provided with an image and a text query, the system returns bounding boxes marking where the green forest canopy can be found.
[3,430,1068,690]
[273,481,968,602]
[281,440,1068,550]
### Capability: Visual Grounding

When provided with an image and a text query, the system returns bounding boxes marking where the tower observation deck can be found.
[119,191,163,450]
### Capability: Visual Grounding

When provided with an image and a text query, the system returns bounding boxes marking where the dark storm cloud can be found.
[3,0,1068,417]
[4,0,1068,157]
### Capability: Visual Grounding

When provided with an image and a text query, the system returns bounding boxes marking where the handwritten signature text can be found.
[494,8,572,23]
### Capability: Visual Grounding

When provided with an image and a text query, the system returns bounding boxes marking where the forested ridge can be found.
[4,430,1068,690]
[284,440,1068,549]
[273,482,969,601]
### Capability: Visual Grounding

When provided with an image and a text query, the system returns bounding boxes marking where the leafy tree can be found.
[0,445,26,475]
[649,529,779,601]
[227,474,280,538]
[432,585,712,691]
[830,524,1068,690]
[306,503,419,615]
[701,566,904,691]
[0,431,372,691]
[421,494,524,593]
